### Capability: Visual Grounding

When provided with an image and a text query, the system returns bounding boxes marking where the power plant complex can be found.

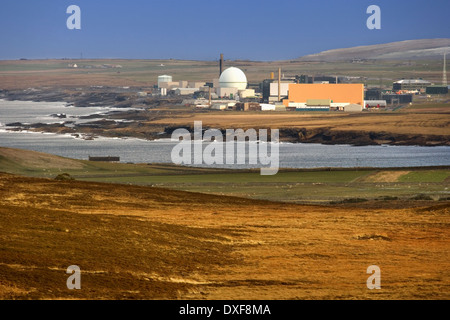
[153,52,448,112]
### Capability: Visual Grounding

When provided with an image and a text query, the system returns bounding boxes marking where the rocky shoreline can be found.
[1,87,449,146]
[278,128,449,146]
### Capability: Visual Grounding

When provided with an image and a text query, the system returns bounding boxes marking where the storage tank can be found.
[158,75,172,88]
[219,67,247,90]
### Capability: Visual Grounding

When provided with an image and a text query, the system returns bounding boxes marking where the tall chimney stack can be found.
[220,53,224,76]
[278,68,281,102]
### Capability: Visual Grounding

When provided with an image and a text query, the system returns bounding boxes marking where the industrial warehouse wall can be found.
[284,84,364,106]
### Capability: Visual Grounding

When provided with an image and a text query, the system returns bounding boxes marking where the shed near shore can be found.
[88,156,120,162]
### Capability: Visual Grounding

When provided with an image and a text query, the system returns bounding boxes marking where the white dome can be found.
[219,67,247,90]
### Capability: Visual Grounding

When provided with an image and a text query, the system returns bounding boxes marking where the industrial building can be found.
[426,85,448,95]
[156,62,252,101]
[210,101,236,110]
[260,103,276,111]
[393,79,432,92]
[261,79,282,102]
[260,71,295,103]
[343,104,363,112]
[261,74,343,103]
[174,88,199,95]
[364,88,388,108]
[232,102,261,111]
[283,84,364,111]
[311,76,340,84]
[364,100,387,108]
[267,82,292,103]
[382,93,413,104]
[216,87,238,98]
[365,88,382,100]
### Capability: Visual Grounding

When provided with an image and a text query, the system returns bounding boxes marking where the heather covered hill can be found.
[298,38,450,61]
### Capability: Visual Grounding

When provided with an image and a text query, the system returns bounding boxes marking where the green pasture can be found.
[1,147,448,204]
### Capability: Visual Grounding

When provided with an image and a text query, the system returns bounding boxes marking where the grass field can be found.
[1,147,448,205]
[0,58,447,89]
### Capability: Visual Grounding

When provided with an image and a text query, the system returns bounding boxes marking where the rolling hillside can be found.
[298,38,450,61]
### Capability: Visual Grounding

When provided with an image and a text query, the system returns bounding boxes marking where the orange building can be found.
[283,83,364,107]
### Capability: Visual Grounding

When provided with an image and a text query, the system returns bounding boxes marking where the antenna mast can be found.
[443,52,447,86]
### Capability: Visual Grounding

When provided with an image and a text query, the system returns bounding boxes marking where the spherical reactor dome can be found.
[219,67,247,90]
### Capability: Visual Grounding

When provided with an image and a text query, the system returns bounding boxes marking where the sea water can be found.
[0,100,449,169]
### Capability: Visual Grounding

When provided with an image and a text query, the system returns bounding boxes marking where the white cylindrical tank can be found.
[158,75,172,88]
[219,67,247,90]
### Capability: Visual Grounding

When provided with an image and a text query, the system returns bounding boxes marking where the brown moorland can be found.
[0,57,447,90]
[0,173,448,300]
[149,111,450,137]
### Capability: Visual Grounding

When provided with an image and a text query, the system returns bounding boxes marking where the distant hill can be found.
[297,39,450,61]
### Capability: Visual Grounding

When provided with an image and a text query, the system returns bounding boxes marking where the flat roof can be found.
[394,79,431,84]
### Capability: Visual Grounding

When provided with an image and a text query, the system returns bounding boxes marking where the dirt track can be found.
[0,173,449,300]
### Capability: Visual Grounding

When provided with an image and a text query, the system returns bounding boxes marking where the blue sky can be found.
[0,0,449,61]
